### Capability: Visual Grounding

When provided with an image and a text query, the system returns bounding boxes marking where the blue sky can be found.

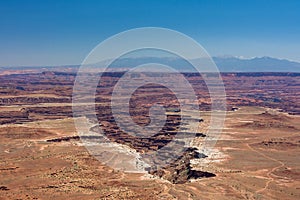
[0,0,300,66]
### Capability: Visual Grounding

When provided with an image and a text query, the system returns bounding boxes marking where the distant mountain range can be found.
[95,56,300,72]
[2,56,300,72]
[212,56,300,72]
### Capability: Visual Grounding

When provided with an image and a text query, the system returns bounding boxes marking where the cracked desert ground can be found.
[0,71,299,200]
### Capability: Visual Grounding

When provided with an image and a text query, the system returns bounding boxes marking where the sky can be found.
[0,0,300,66]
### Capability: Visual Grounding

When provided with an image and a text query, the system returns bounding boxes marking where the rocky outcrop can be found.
[0,110,29,124]
[0,97,70,105]
[148,148,215,184]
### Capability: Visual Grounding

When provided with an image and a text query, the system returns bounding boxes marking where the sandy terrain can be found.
[0,106,299,199]
[0,71,299,199]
